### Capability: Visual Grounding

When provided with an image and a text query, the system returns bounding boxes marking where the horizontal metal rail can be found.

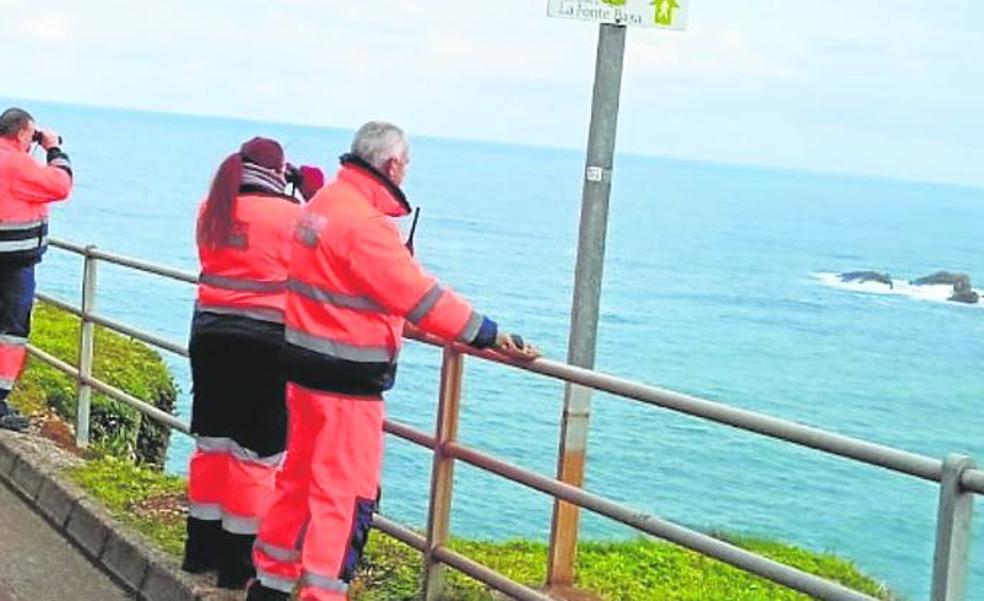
[384,419,437,450]
[431,546,553,601]
[373,514,552,601]
[36,293,189,358]
[25,344,191,435]
[409,333,984,494]
[35,237,983,600]
[50,239,199,284]
[965,469,984,495]
[36,292,84,318]
[446,441,878,601]
[48,238,90,255]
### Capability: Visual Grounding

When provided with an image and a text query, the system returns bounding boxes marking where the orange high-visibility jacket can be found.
[284,155,491,396]
[197,193,302,324]
[0,138,72,265]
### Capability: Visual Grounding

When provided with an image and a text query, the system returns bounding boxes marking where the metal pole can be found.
[422,348,465,600]
[75,246,98,448]
[930,454,976,601]
[548,22,627,588]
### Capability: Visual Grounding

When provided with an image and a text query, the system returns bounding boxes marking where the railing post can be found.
[422,347,465,601]
[75,245,98,448]
[930,454,976,601]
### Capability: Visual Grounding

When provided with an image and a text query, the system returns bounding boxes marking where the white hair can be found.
[351,121,408,172]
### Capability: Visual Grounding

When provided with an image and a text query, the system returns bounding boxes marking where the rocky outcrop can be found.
[839,271,893,288]
[949,276,979,304]
[911,271,967,286]
[910,271,979,304]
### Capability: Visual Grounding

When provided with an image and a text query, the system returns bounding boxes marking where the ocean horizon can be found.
[8,96,983,600]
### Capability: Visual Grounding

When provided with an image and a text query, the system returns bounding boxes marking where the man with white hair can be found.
[248,121,538,601]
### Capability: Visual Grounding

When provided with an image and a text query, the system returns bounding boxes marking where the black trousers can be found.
[189,321,287,457]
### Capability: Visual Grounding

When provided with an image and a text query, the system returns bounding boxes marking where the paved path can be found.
[0,479,133,601]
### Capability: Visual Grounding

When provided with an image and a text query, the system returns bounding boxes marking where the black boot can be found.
[216,531,257,589]
[0,412,28,432]
[0,401,28,432]
[245,581,289,601]
[182,517,223,573]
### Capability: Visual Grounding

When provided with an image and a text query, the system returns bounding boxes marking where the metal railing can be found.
[25,237,983,601]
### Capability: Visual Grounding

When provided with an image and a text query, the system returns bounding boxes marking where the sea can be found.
[10,98,983,600]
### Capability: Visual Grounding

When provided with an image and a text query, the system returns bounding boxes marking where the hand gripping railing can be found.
[24,238,983,601]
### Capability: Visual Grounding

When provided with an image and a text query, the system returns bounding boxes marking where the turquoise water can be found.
[12,98,983,599]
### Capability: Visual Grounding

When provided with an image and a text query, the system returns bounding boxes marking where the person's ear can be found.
[383,157,398,181]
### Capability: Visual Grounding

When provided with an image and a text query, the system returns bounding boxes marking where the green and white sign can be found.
[548,0,689,30]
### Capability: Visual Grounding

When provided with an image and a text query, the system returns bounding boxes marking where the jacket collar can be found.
[337,153,411,217]
[0,137,25,153]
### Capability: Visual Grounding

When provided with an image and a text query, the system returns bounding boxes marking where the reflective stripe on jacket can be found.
[0,138,72,265]
[196,193,301,324]
[284,158,484,396]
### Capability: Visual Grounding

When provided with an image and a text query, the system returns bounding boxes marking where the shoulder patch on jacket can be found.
[295,213,329,248]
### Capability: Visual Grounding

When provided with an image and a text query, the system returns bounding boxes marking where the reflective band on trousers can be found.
[223,512,261,535]
[254,539,301,563]
[301,571,349,594]
[458,311,484,343]
[188,501,222,520]
[0,219,45,231]
[195,436,285,467]
[0,237,47,253]
[258,569,299,594]
[288,279,383,312]
[0,335,28,347]
[188,502,263,534]
[199,273,288,293]
[0,378,14,391]
[285,327,394,363]
[195,303,285,324]
[407,283,444,324]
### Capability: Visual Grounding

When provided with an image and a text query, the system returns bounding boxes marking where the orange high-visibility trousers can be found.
[0,341,26,396]
[187,437,281,533]
[253,383,383,600]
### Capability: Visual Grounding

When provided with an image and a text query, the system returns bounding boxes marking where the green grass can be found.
[11,301,178,465]
[68,458,894,601]
[69,455,186,555]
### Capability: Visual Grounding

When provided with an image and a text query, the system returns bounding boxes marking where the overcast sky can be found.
[2,0,982,186]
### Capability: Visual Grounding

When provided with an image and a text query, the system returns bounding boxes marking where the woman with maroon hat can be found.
[182,137,323,588]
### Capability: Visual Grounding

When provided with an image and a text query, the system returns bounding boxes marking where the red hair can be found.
[196,152,243,248]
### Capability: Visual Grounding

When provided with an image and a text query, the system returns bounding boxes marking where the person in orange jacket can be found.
[0,107,72,431]
[246,122,539,601]
[183,136,324,588]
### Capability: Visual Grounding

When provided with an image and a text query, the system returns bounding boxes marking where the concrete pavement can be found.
[0,479,134,601]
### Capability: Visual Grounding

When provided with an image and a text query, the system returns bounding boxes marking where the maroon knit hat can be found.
[239,137,284,170]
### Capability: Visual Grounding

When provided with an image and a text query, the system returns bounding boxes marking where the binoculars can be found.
[284,164,303,186]
[32,130,64,145]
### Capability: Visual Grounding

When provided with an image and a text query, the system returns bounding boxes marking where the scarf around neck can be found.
[241,160,286,194]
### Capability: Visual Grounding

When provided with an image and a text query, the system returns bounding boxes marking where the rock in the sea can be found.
[911,271,968,286]
[949,276,979,304]
[949,290,979,304]
[839,271,893,288]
